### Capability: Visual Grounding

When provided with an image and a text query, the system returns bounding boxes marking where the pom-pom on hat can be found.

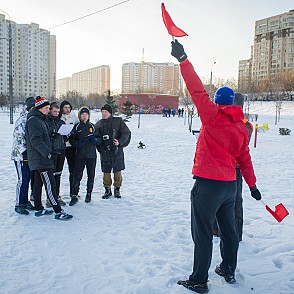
[35,96,50,109]
[214,87,235,105]
[101,104,113,115]
[25,96,35,111]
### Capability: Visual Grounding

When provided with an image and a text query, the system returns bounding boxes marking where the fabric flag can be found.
[161,3,188,37]
[265,203,289,222]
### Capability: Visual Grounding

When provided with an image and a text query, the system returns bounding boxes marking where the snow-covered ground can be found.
[0,101,293,294]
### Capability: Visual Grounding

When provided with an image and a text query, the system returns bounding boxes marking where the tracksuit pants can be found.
[53,152,66,197]
[189,177,239,284]
[14,160,32,206]
[33,169,62,213]
[72,158,96,195]
[65,147,76,196]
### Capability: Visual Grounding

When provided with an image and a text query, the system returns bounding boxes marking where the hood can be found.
[59,100,73,118]
[27,107,47,120]
[218,105,244,122]
[78,106,90,120]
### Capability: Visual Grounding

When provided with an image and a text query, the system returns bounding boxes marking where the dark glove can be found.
[250,185,262,200]
[48,150,60,160]
[63,135,69,142]
[51,132,59,139]
[90,135,98,145]
[171,39,187,62]
[22,150,28,161]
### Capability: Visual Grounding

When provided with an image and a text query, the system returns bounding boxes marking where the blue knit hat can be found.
[214,87,235,105]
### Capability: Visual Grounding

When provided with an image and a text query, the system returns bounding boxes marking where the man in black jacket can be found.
[95,104,131,199]
[46,102,67,207]
[69,106,100,205]
[26,96,73,220]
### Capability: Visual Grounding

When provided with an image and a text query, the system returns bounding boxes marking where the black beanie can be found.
[25,96,35,111]
[101,104,112,114]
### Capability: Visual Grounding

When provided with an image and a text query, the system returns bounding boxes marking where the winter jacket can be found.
[46,114,66,152]
[11,109,28,161]
[95,116,131,173]
[180,59,256,187]
[26,107,54,171]
[69,120,99,159]
[60,111,79,147]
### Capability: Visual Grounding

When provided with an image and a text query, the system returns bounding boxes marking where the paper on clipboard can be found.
[58,124,74,136]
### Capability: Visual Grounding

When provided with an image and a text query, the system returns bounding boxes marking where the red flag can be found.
[161,3,188,37]
[265,203,289,222]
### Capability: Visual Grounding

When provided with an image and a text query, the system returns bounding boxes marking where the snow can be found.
[0,101,293,294]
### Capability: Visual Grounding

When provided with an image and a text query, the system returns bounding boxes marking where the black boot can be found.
[69,195,78,206]
[114,187,121,198]
[85,193,91,203]
[102,186,112,199]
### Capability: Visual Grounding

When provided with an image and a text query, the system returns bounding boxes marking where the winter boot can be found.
[215,265,236,284]
[69,195,78,206]
[58,196,66,206]
[114,187,121,198]
[102,186,112,199]
[55,210,73,221]
[85,193,91,203]
[15,205,29,215]
[46,199,52,208]
[25,201,35,210]
[35,208,54,217]
[177,280,209,293]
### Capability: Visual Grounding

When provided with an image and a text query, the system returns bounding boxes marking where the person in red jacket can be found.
[171,40,262,293]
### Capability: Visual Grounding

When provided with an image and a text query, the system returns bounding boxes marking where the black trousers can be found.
[72,158,97,195]
[53,151,66,197]
[33,169,61,213]
[189,178,239,284]
[235,167,243,241]
[65,147,76,195]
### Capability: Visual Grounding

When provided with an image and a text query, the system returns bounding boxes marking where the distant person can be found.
[26,96,73,220]
[171,40,261,293]
[11,96,35,215]
[59,100,79,199]
[178,108,182,117]
[46,102,67,207]
[69,106,100,205]
[95,104,131,199]
[172,108,176,117]
[181,107,184,117]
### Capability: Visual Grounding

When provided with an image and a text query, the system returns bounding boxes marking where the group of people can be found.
[12,98,131,221]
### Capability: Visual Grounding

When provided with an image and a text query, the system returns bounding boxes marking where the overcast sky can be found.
[1,0,294,91]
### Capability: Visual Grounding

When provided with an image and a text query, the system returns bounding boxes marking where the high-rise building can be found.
[252,9,294,81]
[56,77,72,98]
[121,62,183,94]
[238,9,294,89]
[70,65,110,97]
[0,14,56,102]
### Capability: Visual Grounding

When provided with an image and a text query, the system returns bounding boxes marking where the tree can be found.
[0,94,8,108]
[106,90,118,114]
[121,100,133,117]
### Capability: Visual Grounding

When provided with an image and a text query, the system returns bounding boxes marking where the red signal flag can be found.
[265,203,289,222]
[161,3,188,37]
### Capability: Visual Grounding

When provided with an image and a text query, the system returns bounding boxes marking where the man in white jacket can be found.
[59,100,79,199]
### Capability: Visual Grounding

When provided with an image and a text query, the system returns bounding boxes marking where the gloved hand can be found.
[48,150,60,160]
[171,39,187,62]
[250,185,262,200]
[63,135,69,142]
[51,132,59,139]
[90,135,98,145]
[22,150,28,161]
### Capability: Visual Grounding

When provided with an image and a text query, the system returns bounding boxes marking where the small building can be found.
[120,93,179,114]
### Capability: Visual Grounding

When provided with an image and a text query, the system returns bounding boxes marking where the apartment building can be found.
[121,62,183,94]
[0,14,56,102]
[238,9,294,89]
[56,77,72,98]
